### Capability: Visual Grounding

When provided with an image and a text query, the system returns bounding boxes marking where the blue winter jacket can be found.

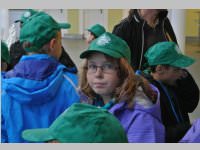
[1,54,80,143]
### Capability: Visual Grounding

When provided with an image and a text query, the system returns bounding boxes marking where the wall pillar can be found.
[0,9,9,41]
[168,9,186,53]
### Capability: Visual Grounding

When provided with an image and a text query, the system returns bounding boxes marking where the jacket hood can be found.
[130,9,168,23]
[109,84,162,122]
[133,85,162,121]
[3,54,66,105]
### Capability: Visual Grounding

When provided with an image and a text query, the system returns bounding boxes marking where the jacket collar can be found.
[5,54,59,80]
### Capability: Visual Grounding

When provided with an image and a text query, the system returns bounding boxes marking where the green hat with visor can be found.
[1,41,10,64]
[80,32,131,64]
[144,41,195,68]
[20,11,71,52]
[87,24,106,37]
[22,103,128,143]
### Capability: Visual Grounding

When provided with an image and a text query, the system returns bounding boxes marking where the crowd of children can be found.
[1,9,200,143]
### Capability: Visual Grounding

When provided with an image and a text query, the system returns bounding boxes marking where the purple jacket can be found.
[109,86,165,143]
[179,119,200,143]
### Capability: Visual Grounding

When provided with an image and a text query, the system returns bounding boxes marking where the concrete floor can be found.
[62,38,200,122]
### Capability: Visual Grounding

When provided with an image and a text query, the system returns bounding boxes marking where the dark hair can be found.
[89,31,97,39]
[22,41,49,54]
[128,9,135,21]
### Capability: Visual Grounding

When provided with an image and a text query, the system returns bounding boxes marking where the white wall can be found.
[44,9,69,37]
[0,9,9,41]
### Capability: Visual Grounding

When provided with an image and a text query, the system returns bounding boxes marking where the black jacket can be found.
[112,9,178,71]
[60,46,78,74]
[143,70,199,142]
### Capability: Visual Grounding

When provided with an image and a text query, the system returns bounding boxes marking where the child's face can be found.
[86,32,95,44]
[158,66,183,86]
[86,53,120,99]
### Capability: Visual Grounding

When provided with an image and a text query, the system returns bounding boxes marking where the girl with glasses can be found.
[78,32,165,143]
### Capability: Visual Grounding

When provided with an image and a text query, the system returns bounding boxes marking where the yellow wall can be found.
[186,9,200,37]
[108,9,123,32]
[66,9,200,37]
[67,9,79,34]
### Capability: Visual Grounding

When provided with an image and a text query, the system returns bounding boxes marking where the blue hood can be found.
[3,54,67,105]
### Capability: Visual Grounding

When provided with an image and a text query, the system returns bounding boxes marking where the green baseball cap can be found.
[80,32,131,64]
[144,41,195,68]
[15,9,38,23]
[87,24,106,37]
[1,41,10,64]
[22,103,128,143]
[20,11,71,52]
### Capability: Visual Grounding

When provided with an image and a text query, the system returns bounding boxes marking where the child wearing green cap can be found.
[21,103,128,143]
[1,41,10,72]
[1,11,79,143]
[142,41,199,142]
[79,32,165,143]
[9,9,77,74]
[85,24,106,44]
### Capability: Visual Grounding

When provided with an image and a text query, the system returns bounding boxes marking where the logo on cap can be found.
[175,45,182,54]
[23,11,31,18]
[97,34,111,46]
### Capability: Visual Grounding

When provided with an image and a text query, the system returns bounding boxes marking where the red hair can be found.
[79,56,156,108]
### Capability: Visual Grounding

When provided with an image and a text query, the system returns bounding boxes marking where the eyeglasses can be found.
[86,63,118,74]
[170,66,182,72]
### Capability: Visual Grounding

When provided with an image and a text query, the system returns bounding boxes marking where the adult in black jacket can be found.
[112,9,177,71]
[143,41,199,142]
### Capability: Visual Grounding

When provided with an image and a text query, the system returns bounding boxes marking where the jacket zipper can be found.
[139,21,145,70]
[162,18,168,41]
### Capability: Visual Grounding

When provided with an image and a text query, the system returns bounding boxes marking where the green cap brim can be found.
[58,23,71,29]
[171,54,195,68]
[80,49,123,60]
[22,128,54,142]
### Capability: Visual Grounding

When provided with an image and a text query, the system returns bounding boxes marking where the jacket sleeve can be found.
[1,114,8,143]
[126,112,165,143]
[112,19,131,43]
[59,46,78,73]
[1,89,9,143]
[63,72,80,106]
[175,69,200,113]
